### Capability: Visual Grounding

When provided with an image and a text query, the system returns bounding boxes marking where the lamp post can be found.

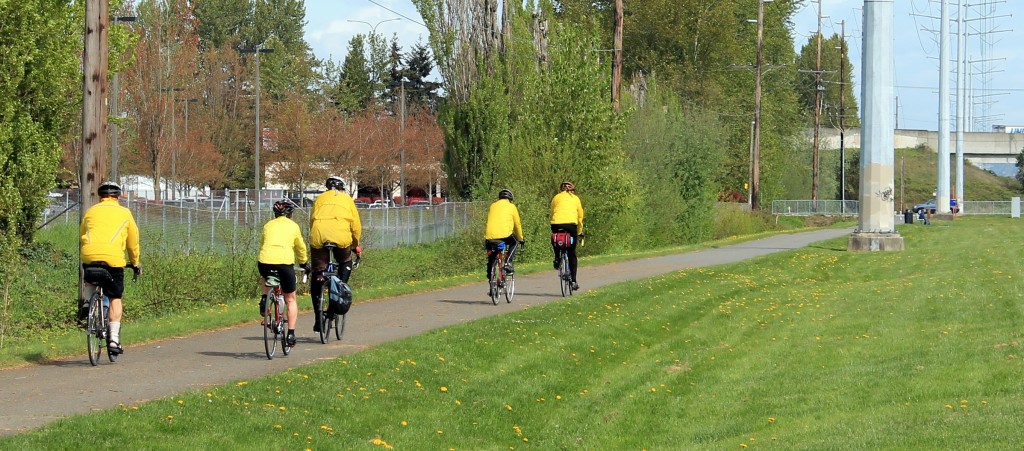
[347,18,400,37]
[350,18,401,202]
[238,46,274,209]
[110,15,136,183]
[172,97,197,200]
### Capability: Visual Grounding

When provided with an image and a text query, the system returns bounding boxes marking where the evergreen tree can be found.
[796,33,860,128]
[403,41,441,110]
[194,0,250,49]
[336,35,373,112]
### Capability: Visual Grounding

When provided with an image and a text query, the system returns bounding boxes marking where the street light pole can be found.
[110,16,136,183]
[238,46,274,209]
[347,18,400,37]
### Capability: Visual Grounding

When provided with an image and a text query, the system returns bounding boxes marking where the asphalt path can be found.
[0,227,852,435]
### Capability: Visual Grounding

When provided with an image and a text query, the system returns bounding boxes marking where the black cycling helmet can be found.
[498,189,514,202]
[326,176,345,190]
[272,199,294,217]
[560,181,575,192]
[97,181,122,198]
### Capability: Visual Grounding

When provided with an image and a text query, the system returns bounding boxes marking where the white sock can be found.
[109,322,121,343]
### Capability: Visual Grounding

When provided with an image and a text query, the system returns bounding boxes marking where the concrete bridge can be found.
[818,128,1024,176]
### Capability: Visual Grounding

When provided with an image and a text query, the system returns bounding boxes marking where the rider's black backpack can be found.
[328,275,352,315]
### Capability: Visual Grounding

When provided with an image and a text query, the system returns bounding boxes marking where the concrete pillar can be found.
[849,0,904,252]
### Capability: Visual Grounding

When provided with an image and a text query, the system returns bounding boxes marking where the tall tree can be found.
[335,35,374,112]
[0,0,82,246]
[193,0,250,49]
[796,33,860,128]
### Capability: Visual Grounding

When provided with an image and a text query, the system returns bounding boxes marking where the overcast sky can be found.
[305,0,1023,132]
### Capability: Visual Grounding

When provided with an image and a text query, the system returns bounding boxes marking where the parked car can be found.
[409,200,432,209]
[912,199,936,214]
[368,199,397,209]
[354,200,369,209]
[913,199,959,214]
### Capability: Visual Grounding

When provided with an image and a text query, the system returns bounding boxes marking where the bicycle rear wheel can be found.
[489,257,501,305]
[263,294,277,359]
[86,294,103,366]
[318,287,330,344]
[335,313,345,340]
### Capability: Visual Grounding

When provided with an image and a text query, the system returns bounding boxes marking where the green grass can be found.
[0,222,835,369]
[3,216,1023,448]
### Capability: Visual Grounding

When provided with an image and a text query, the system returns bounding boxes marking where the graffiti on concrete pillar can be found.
[876,186,893,202]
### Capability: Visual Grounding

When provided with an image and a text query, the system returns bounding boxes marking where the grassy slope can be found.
[894,147,1021,210]
[3,217,1023,448]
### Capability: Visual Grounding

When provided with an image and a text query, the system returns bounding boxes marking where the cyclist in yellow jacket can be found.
[484,189,523,294]
[80,182,140,356]
[309,176,361,332]
[258,200,310,347]
[550,181,584,291]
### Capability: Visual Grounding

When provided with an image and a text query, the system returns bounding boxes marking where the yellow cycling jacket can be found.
[309,190,362,248]
[549,191,584,234]
[80,197,141,268]
[259,216,309,265]
[484,199,523,241]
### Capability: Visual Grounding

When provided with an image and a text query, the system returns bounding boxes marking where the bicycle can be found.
[316,242,357,343]
[261,269,293,359]
[553,230,574,297]
[486,240,516,305]
[82,265,137,365]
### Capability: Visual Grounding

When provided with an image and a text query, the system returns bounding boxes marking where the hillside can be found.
[893,147,1022,210]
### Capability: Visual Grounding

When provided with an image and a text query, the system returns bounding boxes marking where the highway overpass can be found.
[818,128,1024,176]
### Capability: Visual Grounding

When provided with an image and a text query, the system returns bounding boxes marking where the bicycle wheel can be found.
[263,294,277,359]
[86,294,103,366]
[318,287,330,344]
[560,252,573,297]
[335,313,345,340]
[489,257,501,305]
[504,261,515,303]
[281,300,292,356]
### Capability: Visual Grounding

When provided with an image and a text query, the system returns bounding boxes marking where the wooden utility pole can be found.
[751,0,766,210]
[80,0,109,298]
[812,0,823,202]
[612,0,624,112]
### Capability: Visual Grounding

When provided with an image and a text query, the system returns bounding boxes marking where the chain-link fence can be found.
[771,199,1019,217]
[41,189,481,254]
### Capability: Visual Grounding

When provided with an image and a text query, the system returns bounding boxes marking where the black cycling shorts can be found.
[257,263,297,294]
[82,263,125,299]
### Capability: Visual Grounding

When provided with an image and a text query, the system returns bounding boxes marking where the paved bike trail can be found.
[0,228,852,435]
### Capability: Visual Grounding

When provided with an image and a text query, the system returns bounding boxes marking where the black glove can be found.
[302,263,312,274]
[131,265,141,282]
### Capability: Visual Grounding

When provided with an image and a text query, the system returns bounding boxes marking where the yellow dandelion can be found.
[275,424,282,429]
[506,404,513,411]
[279,406,287,411]
[236,381,248,386]
[441,386,449,392]
[401,421,408,427]
[741,444,748,448]
[455,400,462,405]
[768,417,776,423]
[945,404,953,409]
[166,415,174,420]
[177,400,184,405]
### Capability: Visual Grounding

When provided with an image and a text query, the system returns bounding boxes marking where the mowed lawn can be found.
[4,217,1023,449]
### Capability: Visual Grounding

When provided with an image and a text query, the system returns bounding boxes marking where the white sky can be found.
[305,0,1023,132]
